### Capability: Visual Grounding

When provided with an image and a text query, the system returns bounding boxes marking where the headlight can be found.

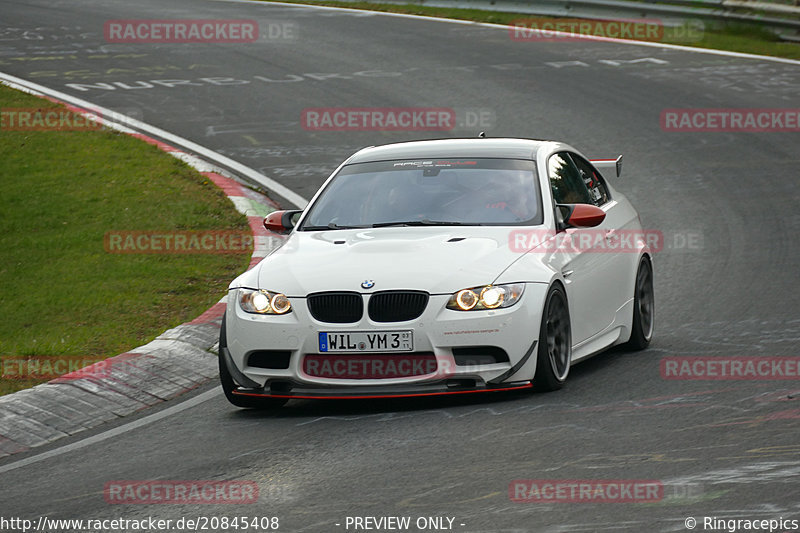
[447,283,525,311]
[238,288,292,315]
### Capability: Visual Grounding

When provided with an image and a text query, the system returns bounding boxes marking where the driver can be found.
[484,172,536,222]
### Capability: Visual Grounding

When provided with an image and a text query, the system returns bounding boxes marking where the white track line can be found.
[0,71,309,208]
[0,387,221,474]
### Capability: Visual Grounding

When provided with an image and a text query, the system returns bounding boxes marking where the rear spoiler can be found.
[590,155,623,178]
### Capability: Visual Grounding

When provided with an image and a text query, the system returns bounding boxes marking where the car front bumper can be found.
[224,283,548,397]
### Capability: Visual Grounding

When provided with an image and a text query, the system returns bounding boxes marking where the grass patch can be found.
[264,0,800,60]
[0,84,252,395]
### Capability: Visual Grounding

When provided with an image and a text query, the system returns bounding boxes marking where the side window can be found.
[569,153,610,206]
[547,153,593,205]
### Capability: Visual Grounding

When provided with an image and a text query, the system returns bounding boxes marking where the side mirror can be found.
[555,204,606,231]
[264,210,302,235]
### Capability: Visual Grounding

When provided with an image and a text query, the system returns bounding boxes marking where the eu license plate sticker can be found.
[318,331,413,352]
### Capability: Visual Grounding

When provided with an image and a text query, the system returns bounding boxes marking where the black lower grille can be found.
[452,346,509,366]
[247,350,291,369]
[307,292,363,323]
[368,291,429,322]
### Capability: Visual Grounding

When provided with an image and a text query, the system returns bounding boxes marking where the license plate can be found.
[318,331,413,352]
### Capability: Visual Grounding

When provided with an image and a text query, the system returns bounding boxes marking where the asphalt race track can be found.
[1,0,799,531]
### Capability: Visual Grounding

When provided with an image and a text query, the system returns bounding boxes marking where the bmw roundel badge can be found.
[361,280,375,289]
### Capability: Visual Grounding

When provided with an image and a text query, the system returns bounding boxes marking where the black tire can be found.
[219,313,288,409]
[532,284,571,391]
[625,256,655,350]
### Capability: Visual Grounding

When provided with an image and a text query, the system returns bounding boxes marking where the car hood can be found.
[232,226,549,295]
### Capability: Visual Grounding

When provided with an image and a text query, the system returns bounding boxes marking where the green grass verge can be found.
[264,0,800,60]
[0,84,252,395]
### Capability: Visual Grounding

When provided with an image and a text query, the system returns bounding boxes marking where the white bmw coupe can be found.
[219,138,655,408]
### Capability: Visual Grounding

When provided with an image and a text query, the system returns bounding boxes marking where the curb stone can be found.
[0,93,286,461]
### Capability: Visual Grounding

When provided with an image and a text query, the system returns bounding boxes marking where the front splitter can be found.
[232,381,533,400]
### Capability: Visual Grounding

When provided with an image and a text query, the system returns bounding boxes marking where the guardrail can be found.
[337,0,800,38]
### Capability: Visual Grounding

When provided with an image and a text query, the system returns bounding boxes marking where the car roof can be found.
[345,138,554,164]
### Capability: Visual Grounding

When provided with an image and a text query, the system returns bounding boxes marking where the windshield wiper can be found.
[301,223,367,231]
[372,220,475,228]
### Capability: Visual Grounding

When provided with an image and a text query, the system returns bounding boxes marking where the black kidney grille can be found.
[307,292,363,323]
[368,291,429,322]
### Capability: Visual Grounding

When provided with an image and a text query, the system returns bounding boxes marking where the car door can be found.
[545,152,617,346]
[569,152,637,325]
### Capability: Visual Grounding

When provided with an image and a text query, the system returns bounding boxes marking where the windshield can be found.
[300,158,542,229]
